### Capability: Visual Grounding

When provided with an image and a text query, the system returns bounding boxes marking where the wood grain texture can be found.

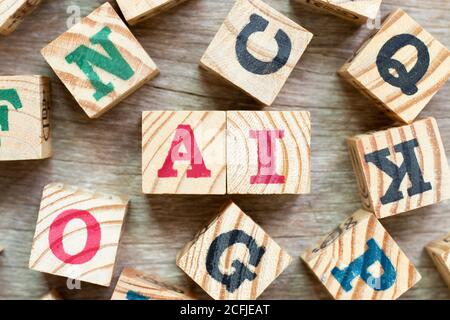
[339,9,450,124]
[0,0,41,35]
[426,232,450,289]
[0,0,449,300]
[29,183,129,287]
[116,0,190,25]
[0,75,52,160]
[227,111,311,194]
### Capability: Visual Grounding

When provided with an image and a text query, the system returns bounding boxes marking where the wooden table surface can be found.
[0,0,449,300]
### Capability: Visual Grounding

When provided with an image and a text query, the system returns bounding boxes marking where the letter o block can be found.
[339,9,450,124]
[29,183,129,287]
[348,117,450,219]
[302,210,421,300]
[426,233,450,289]
[200,0,313,106]
[177,201,292,300]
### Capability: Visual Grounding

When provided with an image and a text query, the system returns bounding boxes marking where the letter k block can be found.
[348,117,450,219]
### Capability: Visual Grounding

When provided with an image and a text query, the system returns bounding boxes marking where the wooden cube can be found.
[0,75,51,161]
[0,0,41,35]
[41,3,159,119]
[177,201,292,300]
[117,0,189,25]
[296,0,381,23]
[227,111,311,194]
[200,0,313,106]
[29,183,129,287]
[426,233,450,289]
[142,111,226,194]
[302,209,421,300]
[348,117,450,219]
[339,9,450,124]
[40,290,62,300]
[111,267,195,300]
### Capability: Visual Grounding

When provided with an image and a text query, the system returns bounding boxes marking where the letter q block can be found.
[339,9,450,124]
[177,201,292,300]
[29,183,129,287]
[302,209,421,300]
[348,117,450,219]
[200,0,313,106]
[426,233,450,289]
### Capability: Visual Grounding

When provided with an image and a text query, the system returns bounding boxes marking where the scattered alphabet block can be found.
[426,232,450,289]
[200,0,313,106]
[339,9,450,124]
[227,111,311,194]
[142,111,226,194]
[177,201,292,300]
[0,75,51,161]
[117,0,189,25]
[41,3,159,119]
[0,0,41,35]
[348,117,450,219]
[111,267,194,300]
[302,209,421,300]
[29,183,129,287]
[40,290,62,300]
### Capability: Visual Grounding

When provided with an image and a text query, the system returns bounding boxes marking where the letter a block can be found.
[142,111,226,194]
[426,233,450,289]
[0,0,41,35]
[348,117,450,219]
[302,210,421,300]
[41,3,159,119]
[0,75,51,161]
[117,0,189,25]
[227,111,311,194]
[177,201,292,300]
[111,267,195,300]
[200,0,313,106]
[29,183,129,287]
[339,9,450,124]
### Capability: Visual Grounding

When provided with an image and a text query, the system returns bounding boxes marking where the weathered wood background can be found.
[0,0,449,300]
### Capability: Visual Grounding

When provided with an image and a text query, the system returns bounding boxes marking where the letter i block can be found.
[29,183,129,287]
[426,233,450,289]
[111,267,195,300]
[0,0,41,35]
[41,3,159,119]
[117,0,189,25]
[200,0,313,106]
[177,201,292,300]
[227,111,311,194]
[142,111,226,194]
[302,210,421,300]
[339,9,450,124]
[348,117,450,219]
[0,75,51,161]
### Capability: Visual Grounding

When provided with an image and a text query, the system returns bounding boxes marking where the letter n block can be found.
[142,111,226,194]
[0,75,51,161]
[111,267,195,300]
[348,117,450,219]
[227,111,311,194]
[200,0,313,106]
[302,210,421,300]
[0,0,41,35]
[426,233,450,289]
[117,0,189,25]
[29,183,129,287]
[339,9,450,124]
[177,201,292,300]
[41,3,159,119]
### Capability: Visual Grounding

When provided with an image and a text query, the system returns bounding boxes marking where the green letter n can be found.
[65,26,135,101]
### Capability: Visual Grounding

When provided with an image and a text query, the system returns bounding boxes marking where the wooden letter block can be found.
[296,0,382,23]
[348,117,450,219]
[40,290,62,300]
[177,201,292,300]
[339,9,450,124]
[0,75,51,161]
[200,0,313,106]
[0,0,41,35]
[41,3,159,119]
[117,0,189,25]
[111,267,194,300]
[142,111,226,194]
[302,209,421,300]
[426,233,450,289]
[227,111,311,194]
[29,183,129,287]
